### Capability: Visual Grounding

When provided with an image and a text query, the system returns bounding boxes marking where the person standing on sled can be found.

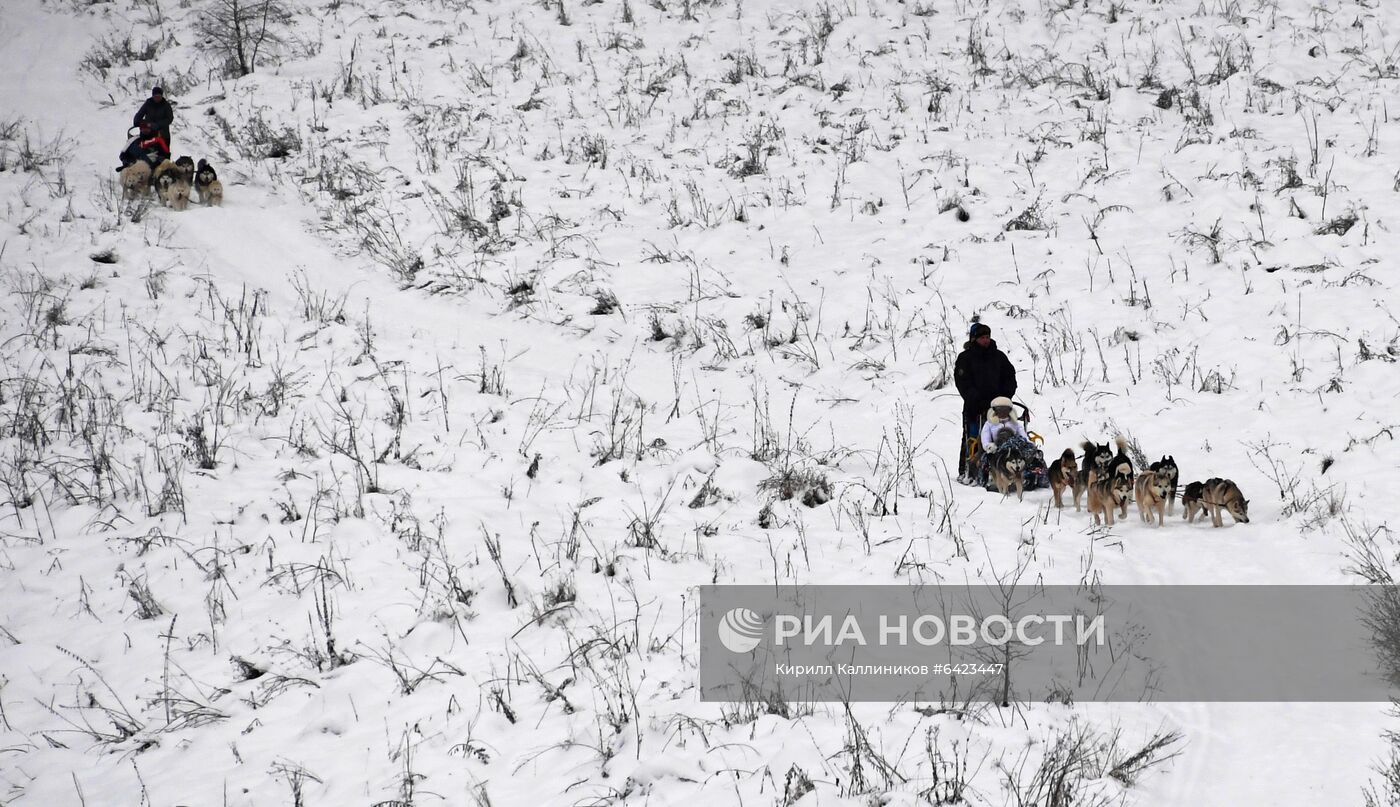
[117,122,170,172]
[953,321,1017,484]
[132,86,174,148]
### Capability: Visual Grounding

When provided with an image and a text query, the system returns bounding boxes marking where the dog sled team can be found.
[1043,436,1250,528]
[955,320,1249,529]
[115,86,224,209]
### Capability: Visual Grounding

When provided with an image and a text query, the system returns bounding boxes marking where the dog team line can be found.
[1047,436,1250,528]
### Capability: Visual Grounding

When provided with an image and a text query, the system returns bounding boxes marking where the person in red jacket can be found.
[116,122,170,172]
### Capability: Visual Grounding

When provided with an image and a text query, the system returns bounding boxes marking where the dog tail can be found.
[1113,435,1129,454]
[1080,439,1097,454]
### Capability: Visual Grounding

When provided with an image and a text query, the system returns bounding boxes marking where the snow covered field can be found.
[1,0,1398,802]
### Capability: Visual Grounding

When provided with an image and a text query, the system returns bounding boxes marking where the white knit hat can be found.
[988,397,1015,423]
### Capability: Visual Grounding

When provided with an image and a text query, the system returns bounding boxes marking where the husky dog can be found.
[1198,477,1250,527]
[159,158,194,210]
[1087,472,1133,527]
[166,173,192,210]
[119,160,153,199]
[1048,447,1084,510]
[1134,470,1169,526]
[989,451,1027,501]
[152,159,180,205]
[152,158,177,187]
[1149,456,1180,515]
[195,158,223,206]
[154,169,189,209]
[1078,440,1113,488]
[1107,435,1134,477]
[1181,481,1205,523]
[1103,435,1135,519]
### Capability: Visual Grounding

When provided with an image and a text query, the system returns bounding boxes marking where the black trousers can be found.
[957,414,982,476]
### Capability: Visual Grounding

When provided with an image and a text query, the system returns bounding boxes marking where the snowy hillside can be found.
[1,0,1398,803]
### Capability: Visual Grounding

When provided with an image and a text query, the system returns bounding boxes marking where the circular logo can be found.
[718,607,765,653]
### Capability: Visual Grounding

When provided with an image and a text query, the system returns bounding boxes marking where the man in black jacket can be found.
[133,86,174,147]
[953,322,1017,482]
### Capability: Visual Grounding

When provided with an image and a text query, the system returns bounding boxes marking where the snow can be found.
[1,0,1399,803]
